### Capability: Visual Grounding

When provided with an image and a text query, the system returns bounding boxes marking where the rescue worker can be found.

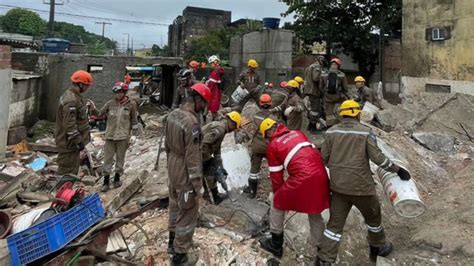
[207,55,225,121]
[269,81,290,121]
[88,81,139,192]
[320,58,349,127]
[172,69,194,109]
[354,76,382,109]
[242,94,275,198]
[294,76,305,94]
[165,83,212,265]
[259,118,330,259]
[284,80,305,130]
[304,56,324,132]
[231,59,261,112]
[55,70,93,175]
[124,73,132,85]
[201,111,241,204]
[316,100,412,265]
[189,60,200,79]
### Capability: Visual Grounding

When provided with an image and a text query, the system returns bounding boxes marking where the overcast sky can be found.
[0,0,293,50]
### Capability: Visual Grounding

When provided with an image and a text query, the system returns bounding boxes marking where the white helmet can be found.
[208,55,220,64]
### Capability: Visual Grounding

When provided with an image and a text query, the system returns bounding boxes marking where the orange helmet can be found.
[259,94,272,106]
[191,83,212,103]
[189,60,200,68]
[330,58,342,66]
[71,70,93,85]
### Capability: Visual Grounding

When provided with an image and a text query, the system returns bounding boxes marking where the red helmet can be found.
[71,70,93,85]
[330,58,342,66]
[189,60,200,68]
[259,94,272,106]
[279,81,288,88]
[112,81,129,93]
[191,83,212,103]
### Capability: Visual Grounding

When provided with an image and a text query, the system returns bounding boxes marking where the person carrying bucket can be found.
[316,100,411,265]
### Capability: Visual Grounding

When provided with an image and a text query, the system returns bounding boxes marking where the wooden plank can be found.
[106,170,149,214]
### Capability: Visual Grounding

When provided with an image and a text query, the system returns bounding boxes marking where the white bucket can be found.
[230,86,249,105]
[360,101,380,122]
[376,162,426,218]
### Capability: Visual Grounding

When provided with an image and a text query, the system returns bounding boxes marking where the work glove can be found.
[284,106,295,117]
[397,167,411,181]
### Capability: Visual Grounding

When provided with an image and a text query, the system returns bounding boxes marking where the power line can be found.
[0,4,168,26]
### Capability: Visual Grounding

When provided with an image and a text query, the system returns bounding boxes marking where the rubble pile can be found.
[0,90,472,265]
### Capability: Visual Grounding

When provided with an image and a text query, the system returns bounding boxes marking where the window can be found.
[425,84,451,93]
[426,26,451,42]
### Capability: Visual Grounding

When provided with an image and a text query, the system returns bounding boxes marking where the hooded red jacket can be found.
[267,124,330,214]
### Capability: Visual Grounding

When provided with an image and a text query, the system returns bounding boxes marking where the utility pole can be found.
[123,33,130,55]
[95,21,112,41]
[45,0,64,37]
[131,38,134,56]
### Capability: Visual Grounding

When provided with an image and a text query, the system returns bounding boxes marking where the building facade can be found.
[168,6,231,57]
[402,0,474,95]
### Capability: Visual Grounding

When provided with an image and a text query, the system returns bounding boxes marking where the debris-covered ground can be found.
[0,91,472,265]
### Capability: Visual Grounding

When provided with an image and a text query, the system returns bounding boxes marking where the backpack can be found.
[326,72,339,94]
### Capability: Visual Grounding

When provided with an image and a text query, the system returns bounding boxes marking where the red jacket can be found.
[206,66,225,112]
[267,124,330,214]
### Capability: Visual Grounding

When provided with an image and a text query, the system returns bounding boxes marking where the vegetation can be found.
[281,0,402,78]
[184,21,263,63]
[0,8,116,54]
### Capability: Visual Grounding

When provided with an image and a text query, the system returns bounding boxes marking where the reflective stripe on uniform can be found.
[283,141,315,168]
[367,225,383,233]
[209,78,221,84]
[323,229,342,242]
[249,173,259,179]
[326,129,370,136]
[269,165,284,172]
[66,130,79,136]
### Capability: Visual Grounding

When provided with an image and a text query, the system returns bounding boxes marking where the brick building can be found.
[168,6,231,57]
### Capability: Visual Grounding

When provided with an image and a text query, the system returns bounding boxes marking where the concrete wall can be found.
[230,29,294,88]
[401,76,474,97]
[12,52,183,121]
[9,74,43,128]
[0,45,12,158]
[402,0,474,81]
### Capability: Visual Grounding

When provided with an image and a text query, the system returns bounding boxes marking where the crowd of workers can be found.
[54,55,411,265]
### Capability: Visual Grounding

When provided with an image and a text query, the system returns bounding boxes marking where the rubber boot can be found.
[369,242,393,262]
[259,232,284,258]
[314,256,331,266]
[243,179,258,198]
[167,232,175,255]
[172,253,198,266]
[101,175,110,192]
[211,187,227,205]
[113,173,122,188]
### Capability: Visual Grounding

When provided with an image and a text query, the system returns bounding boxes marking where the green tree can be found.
[185,23,263,63]
[1,8,46,36]
[86,40,107,55]
[281,0,402,79]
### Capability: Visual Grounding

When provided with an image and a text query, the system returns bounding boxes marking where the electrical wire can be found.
[0,4,168,26]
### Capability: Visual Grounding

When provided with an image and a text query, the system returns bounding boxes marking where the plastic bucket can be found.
[263,18,280,29]
[360,101,379,122]
[376,161,426,218]
[230,86,249,105]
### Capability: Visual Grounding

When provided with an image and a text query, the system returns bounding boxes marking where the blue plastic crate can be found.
[7,193,105,265]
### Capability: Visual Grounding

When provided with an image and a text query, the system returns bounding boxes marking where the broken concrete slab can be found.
[105,170,149,214]
[412,132,455,153]
[7,126,27,146]
[374,111,397,132]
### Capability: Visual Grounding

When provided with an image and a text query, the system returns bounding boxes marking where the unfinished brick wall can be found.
[0,45,11,69]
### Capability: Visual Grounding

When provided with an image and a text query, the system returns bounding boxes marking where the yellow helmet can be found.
[247,59,258,68]
[354,76,366,82]
[226,111,241,128]
[294,76,304,84]
[287,79,299,89]
[259,118,277,137]
[339,100,362,117]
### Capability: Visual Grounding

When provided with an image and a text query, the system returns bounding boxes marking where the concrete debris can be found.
[412,132,456,153]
